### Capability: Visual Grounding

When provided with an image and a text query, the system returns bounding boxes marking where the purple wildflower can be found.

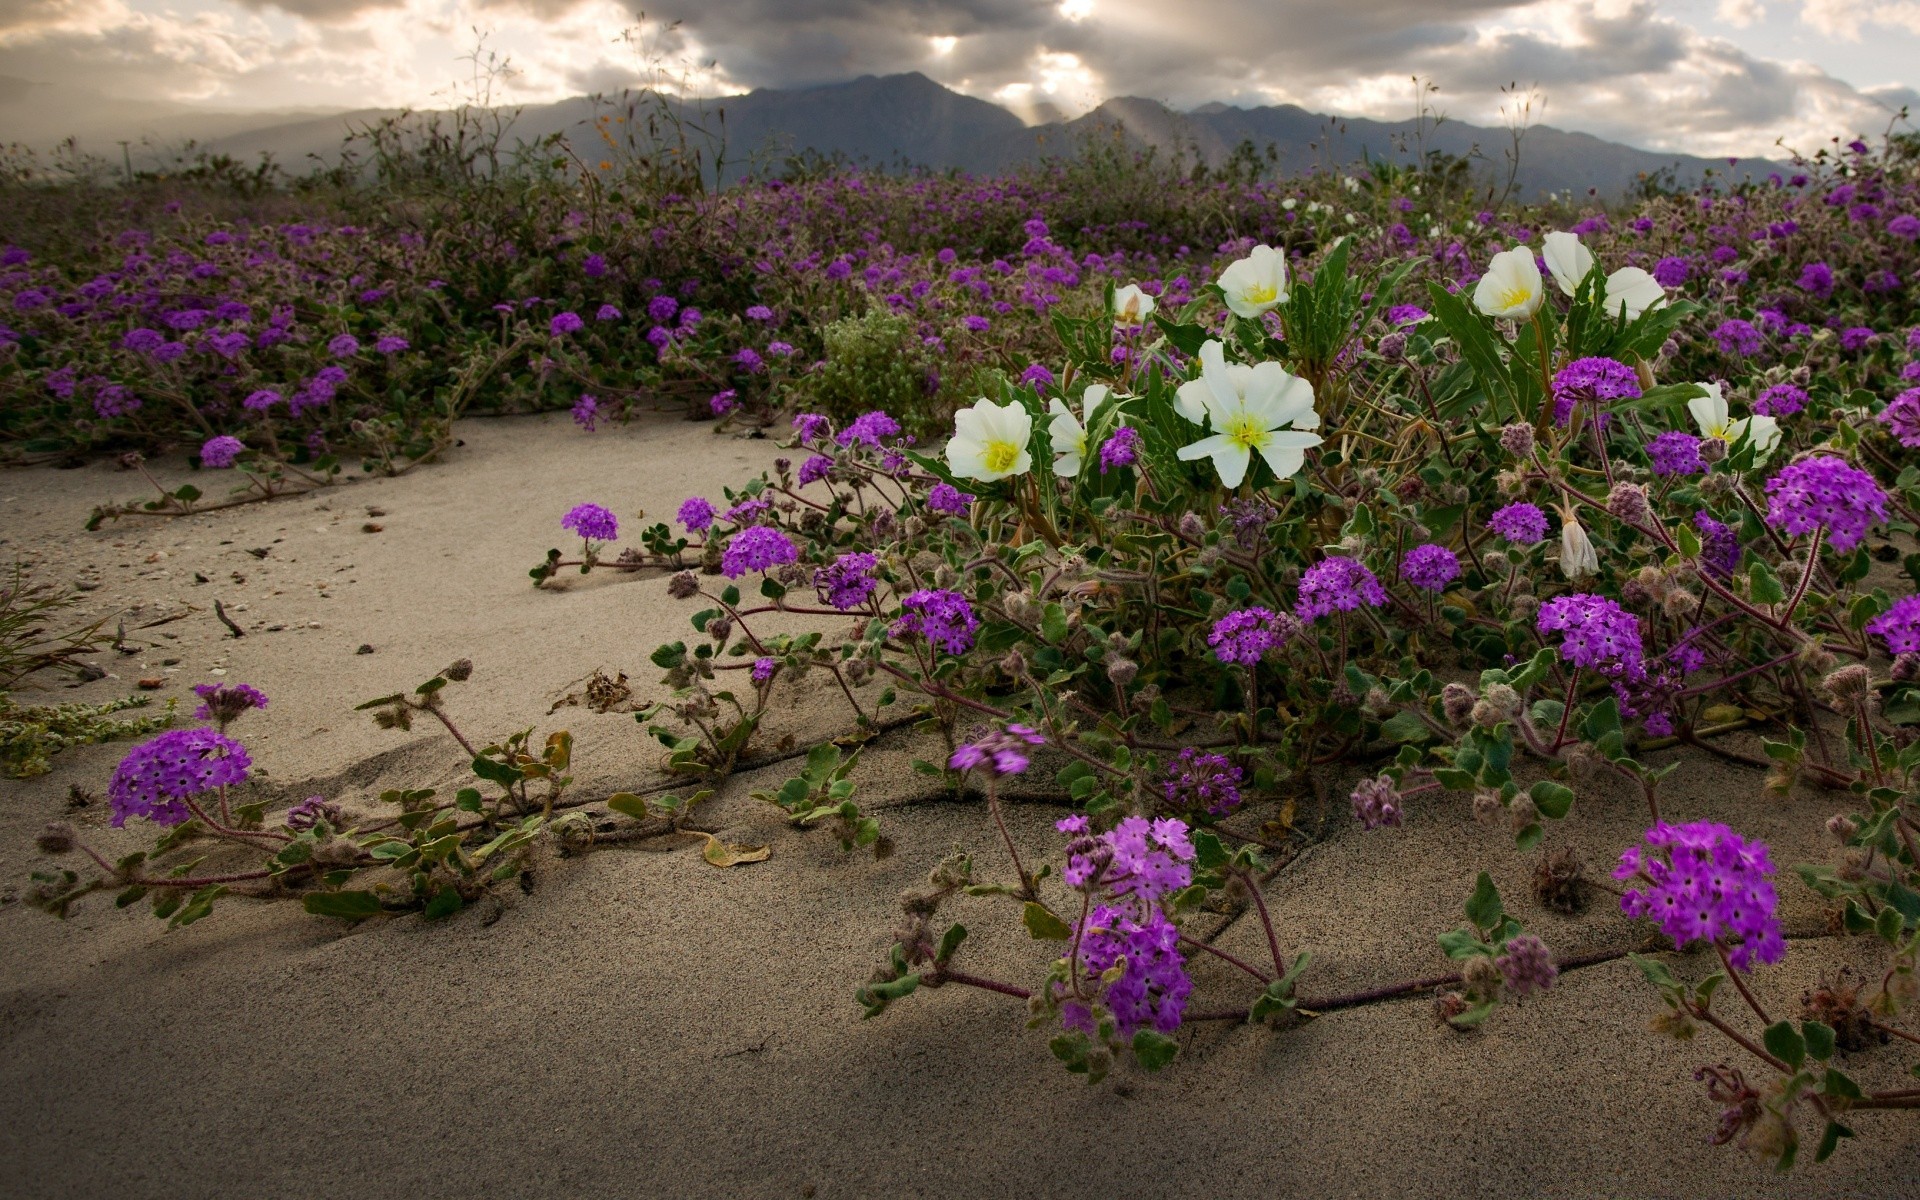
[813,552,879,611]
[1020,363,1056,388]
[200,436,245,469]
[949,723,1045,776]
[1496,934,1558,996]
[797,455,834,486]
[596,304,622,321]
[926,483,974,515]
[720,526,797,577]
[1798,261,1835,295]
[1098,426,1141,473]
[745,304,774,321]
[1207,607,1292,666]
[1384,304,1429,326]
[838,410,901,449]
[1296,557,1387,622]
[1867,595,1920,655]
[108,728,253,828]
[1652,256,1690,288]
[550,311,585,336]
[647,295,679,324]
[1615,821,1784,972]
[1537,594,1645,679]
[192,682,268,729]
[1763,456,1888,552]
[1878,389,1920,448]
[1161,748,1244,816]
[792,412,830,443]
[1711,319,1764,358]
[1694,511,1741,578]
[1350,775,1402,830]
[751,657,778,685]
[1400,544,1461,592]
[571,393,601,431]
[677,497,716,533]
[561,503,619,543]
[710,389,739,415]
[374,335,409,354]
[328,333,360,357]
[284,796,341,832]
[1754,384,1806,417]
[892,589,979,654]
[1489,502,1549,545]
[1550,357,1642,425]
[1646,430,1705,476]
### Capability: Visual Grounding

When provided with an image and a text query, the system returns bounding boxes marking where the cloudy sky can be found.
[2,0,1916,155]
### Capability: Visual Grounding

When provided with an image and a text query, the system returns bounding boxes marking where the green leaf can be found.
[1464,870,1504,931]
[1041,603,1070,644]
[422,888,464,920]
[1022,901,1073,941]
[302,890,385,921]
[935,923,968,963]
[1437,928,1489,960]
[1190,829,1231,870]
[1130,1028,1180,1071]
[1822,1067,1863,1101]
[1814,1119,1854,1164]
[1802,1020,1836,1061]
[1379,709,1432,744]
[1748,560,1787,606]
[1763,1020,1806,1070]
[1529,780,1575,820]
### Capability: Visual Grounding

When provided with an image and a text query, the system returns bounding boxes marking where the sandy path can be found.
[2,414,1916,1199]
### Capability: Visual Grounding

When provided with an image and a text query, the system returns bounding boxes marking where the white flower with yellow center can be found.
[1544,229,1667,319]
[1542,231,1595,295]
[946,397,1034,482]
[1688,382,1780,462]
[1473,246,1546,319]
[1047,384,1117,478]
[1111,284,1155,328]
[1216,244,1289,319]
[1174,354,1320,488]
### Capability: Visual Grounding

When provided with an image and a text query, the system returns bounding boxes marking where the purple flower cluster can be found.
[751,657,778,685]
[1878,388,1920,448]
[1645,430,1705,476]
[1206,606,1293,666]
[720,525,798,577]
[1056,813,1196,1037]
[791,412,830,443]
[1296,557,1387,622]
[561,503,619,543]
[797,455,835,486]
[1400,543,1461,592]
[1097,426,1140,473]
[1615,821,1784,972]
[1537,594,1645,679]
[1350,775,1402,830]
[108,728,253,828]
[1160,748,1244,815]
[192,682,268,729]
[838,410,902,449]
[892,589,979,654]
[1550,356,1642,425]
[677,497,716,533]
[1693,511,1742,578]
[1488,502,1549,545]
[284,795,342,832]
[200,435,245,469]
[813,551,879,611]
[1866,595,1920,655]
[925,483,974,515]
[949,723,1045,775]
[1496,934,1558,997]
[1762,455,1888,552]
[1712,319,1764,357]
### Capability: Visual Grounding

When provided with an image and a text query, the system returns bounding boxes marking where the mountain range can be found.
[4,72,1780,199]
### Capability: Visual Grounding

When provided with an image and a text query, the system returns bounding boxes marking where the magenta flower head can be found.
[1537,594,1644,679]
[677,497,716,533]
[838,410,902,449]
[1878,389,1920,449]
[1488,501,1549,545]
[926,482,974,515]
[1866,595,1920,655]
[791,412,830,443]
[1645,430,1705,476]
[949,723,1045,776]
[892,589,979,654]
[200,435,245,469]
[1763,455,1888,552]
[108,728,253,828]
[561,503,618,543]
[1296,557,1387,622]
[751,657,778,685]
[1161,748,1244,816]
[374,335,409,354]
[1400,543,1461,592]
[813,551,879,611]
[1550,356,1641,425]
[192,682,267,730]
[1350,775,1402,830]
[1206,606,1294,666]
[1098,426,1141,473]
[1615,821,1783,972]
[720,525,797,577]
[549,311,585,336]
[571,393,601,431]
[327,333,360,357]
[1055,815,1197,1036]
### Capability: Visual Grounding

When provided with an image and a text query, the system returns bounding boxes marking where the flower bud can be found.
[1606,482,1651,526]
[1826,814,1859,842]
[1485,683,1521,715]
[1699,436,1728,464]
[1823,663,1872,703]
[1462,954,1503,999]
[1105,655,1139,687]
[1508,795,1539,831]
[1499,422,1535,458]
[1472,790,1504,824]
[1894,652,1920,682]
[708,616,732,643]
[1377,331,1408,361]
[1661,589,1700,619]
[1481,549,1511,575]
[1178,512,1206,541]
[667,571,700,599]
[1441,682,1476,726]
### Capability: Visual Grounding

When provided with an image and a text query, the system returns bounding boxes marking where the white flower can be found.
[1542,231,1595,295]
[1110,284,1155,328]
[1558,507,1600,580]
[1174,356,1321,488]
[946,397,1034,482]
[1472,247,1545,319]
[1281,198,1297,211]
[1601,267,1667,320]
[1047,384,1116,478]
[1174,339,1232,424]
[1688,382,1780,462]
[1216,244,1289,319]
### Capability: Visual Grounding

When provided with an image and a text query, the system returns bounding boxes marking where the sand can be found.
[2,413,1917,1199]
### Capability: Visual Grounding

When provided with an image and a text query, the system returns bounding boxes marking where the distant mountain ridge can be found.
[16,72,1779,199]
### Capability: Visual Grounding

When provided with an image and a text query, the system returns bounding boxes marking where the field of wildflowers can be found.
[13,122,1920,1172]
